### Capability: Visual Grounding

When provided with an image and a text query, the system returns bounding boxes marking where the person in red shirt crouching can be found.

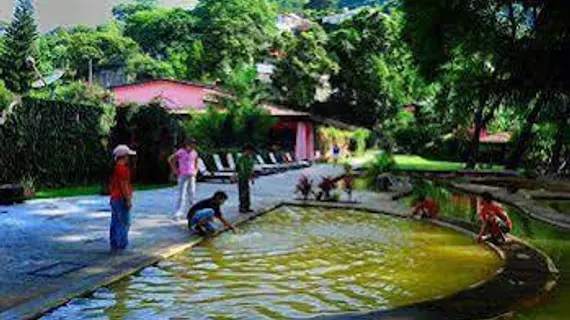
[477,192,513,244]
[109,145,136,253]
[409,194,439,219]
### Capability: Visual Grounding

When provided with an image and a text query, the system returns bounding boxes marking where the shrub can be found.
[364,151,395,186]
[316,176,337,201]
[353,128,371,156]
[184,104,276,150]
[0,97,115,187]
[295,174,314,200]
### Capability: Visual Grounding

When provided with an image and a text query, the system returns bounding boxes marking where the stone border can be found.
[3,201,558,320]
[449,182,570,230]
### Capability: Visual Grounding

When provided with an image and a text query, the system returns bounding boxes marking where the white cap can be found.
[112,145,136,160]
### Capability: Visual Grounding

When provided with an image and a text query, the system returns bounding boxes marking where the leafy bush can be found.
[364,151,395,186]
[353,128,371,156]
[316,176,337,201]
[0,97,115,187]
[184,105,276,150]
[295,174,314,200]
[111,102,184,184]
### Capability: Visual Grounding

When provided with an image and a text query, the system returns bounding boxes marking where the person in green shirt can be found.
[236,144,256,213]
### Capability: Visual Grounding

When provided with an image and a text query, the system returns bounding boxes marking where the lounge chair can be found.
[256,154,286,172]
[269,152,299,170]
[285,152,311,168]
[197,158,234,182]
[227,153,270,176]
[213,154,234,172]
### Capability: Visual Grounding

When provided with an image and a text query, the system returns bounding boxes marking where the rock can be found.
[0,184,26,205]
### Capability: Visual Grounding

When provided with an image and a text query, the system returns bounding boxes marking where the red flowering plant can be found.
[343,164,355,202]
[295,174,314,200]
[317,176,337,201]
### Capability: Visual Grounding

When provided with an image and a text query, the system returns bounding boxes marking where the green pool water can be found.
[404,186,570,320]
[41,206,501,319]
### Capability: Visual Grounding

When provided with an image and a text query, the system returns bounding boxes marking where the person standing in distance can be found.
[169,138,199,220]
[109,145,136,253]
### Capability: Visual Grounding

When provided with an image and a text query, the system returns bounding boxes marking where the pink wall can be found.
[113,80,215,111]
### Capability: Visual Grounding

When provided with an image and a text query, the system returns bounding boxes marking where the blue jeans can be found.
[110,199,131,250]
[189,208,216,235]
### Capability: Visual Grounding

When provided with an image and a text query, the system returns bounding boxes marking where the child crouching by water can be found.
[409,194,439,219]
[477,192,513,244]
[187,191,236,236]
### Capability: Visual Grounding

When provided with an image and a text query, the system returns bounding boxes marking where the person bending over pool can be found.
[409,194,439,219]
[187,191,236,236]
[477,192,513,244]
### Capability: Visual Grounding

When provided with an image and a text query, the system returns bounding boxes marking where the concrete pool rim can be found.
[3,201,558,320]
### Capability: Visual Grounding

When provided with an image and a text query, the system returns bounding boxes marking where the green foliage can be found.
[111,102,184,184]
[0,0,38,94]
[352,128,370,156]
[316,126,352,157]
[273,26,338,109]
[43,25,140,80]
[185,66,277,150]
[29,81,113,107]
[112,0,158,21]
[274,0,309,12]
[0,81,13,112]
[193,0,278,77]
[364,151,395,184]
[127,54,176,81]
[0,98,115,186]
[305,0,337,10]
[124,8,197,57]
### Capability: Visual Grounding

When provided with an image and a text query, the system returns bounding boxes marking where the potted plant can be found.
[317,176,337,201]
[295,174,314,200]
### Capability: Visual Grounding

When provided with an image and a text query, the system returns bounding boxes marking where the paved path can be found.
[1,164,374,318]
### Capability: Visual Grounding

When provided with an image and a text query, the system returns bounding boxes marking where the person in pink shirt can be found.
[168,138,199,220]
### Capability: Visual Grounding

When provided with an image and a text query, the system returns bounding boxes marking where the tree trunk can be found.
[506,99,543,170]
[466,109,484,169]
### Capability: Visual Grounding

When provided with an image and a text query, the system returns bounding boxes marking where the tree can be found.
[124,8,197,57]
[126,53,176,81]
[272,26,338,109]
[305,0,337,10]
[44,25,141,81]
[0,0,38,94]
[402,0,570,169]
[193,0,278,77]
[112,0,159,21]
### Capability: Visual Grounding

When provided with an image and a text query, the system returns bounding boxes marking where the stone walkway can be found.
[1,164,365,319]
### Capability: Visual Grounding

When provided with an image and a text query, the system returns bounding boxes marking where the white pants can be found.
[175,175,196,217]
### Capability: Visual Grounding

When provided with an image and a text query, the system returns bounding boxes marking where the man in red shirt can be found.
[410,195,439,219]
[477,192,513,244]
[109,145,136,253]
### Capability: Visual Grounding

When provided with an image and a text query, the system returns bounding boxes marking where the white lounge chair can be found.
[269,152,298,170]
[213,154,234,172]
[228,153,268,175]
[197,158,234,182]
[285,152,311,167]
[256,154,285,172]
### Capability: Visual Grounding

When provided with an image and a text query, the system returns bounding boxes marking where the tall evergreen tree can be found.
[0,0,38,94]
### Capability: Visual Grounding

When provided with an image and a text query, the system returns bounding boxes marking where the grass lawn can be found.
[393,155,504,172]
[35,183,175,199]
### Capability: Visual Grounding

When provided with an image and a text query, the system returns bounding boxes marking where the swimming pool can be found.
[41,206,501,319]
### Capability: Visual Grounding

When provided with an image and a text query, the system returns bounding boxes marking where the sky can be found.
[0,0,198,32]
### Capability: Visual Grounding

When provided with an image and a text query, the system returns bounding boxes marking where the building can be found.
[276,13,312,33]
[111,79,324,160]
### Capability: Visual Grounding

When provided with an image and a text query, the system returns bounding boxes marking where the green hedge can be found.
[0,97,115,187]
